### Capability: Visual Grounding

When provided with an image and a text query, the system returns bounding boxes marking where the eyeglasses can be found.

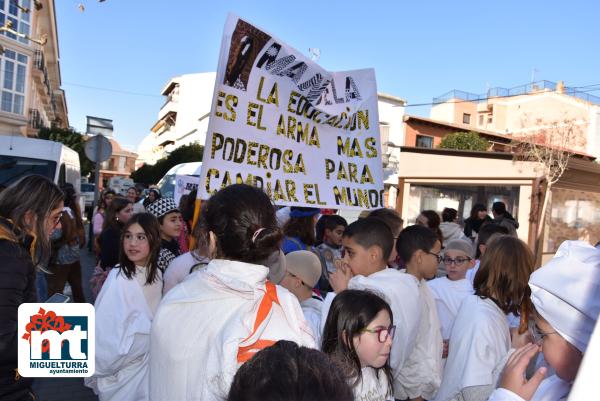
[426,251,443,263]
[528,320,558,344]
[361,325,396,343]
[443,256,472,266]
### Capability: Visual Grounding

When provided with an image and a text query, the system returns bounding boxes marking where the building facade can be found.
[430,80,600,158]
[0,0,68,137]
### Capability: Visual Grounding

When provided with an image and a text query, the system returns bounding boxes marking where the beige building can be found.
[430,80,600,158]
[0,0,68,137]
[394,146,600,261]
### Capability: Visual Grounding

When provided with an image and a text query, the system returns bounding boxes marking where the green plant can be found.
[438,131,489,151]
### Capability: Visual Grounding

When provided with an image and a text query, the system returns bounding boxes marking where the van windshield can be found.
[0,156,56,186]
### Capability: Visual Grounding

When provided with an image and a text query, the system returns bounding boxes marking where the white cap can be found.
[529,240,600,352]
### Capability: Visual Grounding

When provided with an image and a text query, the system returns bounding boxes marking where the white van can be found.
[0,136,82,207]
[157,162,202,199]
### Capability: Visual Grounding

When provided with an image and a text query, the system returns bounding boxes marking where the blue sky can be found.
[56,0,600,151]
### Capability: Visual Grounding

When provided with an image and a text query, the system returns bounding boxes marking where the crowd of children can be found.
[5,174,593,401]
[78,186,600,401]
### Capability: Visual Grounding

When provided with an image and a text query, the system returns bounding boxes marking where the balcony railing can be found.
[29,108,45,129]
[433,80,600,106]
[33,50,51,97]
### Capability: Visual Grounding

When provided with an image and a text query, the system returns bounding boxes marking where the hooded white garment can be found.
[488,241,600,401]
[569,317,600,400]
[301,294,323,347]
[162,251,209,294]
[434,295,511,401]
[84,266,162,401]
[320,268,424,400]
[427,276,473,339]
[149,259,316,401]
[440,222,469,244]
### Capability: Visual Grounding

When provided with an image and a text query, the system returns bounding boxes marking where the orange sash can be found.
[236,281,280,363]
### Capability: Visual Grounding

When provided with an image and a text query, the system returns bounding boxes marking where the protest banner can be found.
[198,14,384,209]
[174,174,199,205]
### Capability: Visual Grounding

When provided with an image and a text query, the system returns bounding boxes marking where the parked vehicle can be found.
[0,136,83,211]
[157,162,202,198]
[81,182,95,209]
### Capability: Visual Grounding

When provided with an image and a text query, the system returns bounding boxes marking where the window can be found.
[488,114,493,124]
[0,49,27,115]
[0,0,31,44]
[463,113,471,124]
[416,135,433,148]
[479,115,484,125]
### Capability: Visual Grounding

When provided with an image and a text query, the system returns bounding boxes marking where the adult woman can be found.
[47,185,86,303]
[463,203,492,239]
[98,197,133,270]
[150,184,315,401]
[126,187,145,214]
[0,175,64,400]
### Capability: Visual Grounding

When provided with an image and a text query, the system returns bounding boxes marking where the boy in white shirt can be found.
[428,239,475,359]
[329,220,441,401]
[280,250,324,345]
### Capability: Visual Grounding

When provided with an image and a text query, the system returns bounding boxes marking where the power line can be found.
[62,82,162,98]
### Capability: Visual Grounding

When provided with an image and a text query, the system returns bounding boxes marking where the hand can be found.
[442,339,449,359]
[511,327,533,349]
[499,343,547,401]
[329,263,353,293]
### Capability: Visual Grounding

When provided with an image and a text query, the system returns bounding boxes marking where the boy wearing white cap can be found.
[280,250,324,345]
[427,239,475,358]
[489,240,600,401]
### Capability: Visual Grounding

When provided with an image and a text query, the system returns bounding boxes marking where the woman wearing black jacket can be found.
[0,175,64,400]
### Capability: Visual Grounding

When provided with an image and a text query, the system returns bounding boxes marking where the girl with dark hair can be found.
[416,210,443,246]
[281,207,320,254]
[322,289,395,401]
[98,197,133,270]
[463,203,492,239]
[228,340,354,401]
[47,185,86,302]
[86,213,162,401]
[150,184,315,401]
[92,189,116,237]
[143,188,161,208]
[0,175,64,400]
[434,236,535,401]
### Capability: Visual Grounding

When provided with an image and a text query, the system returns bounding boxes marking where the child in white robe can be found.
[280,250,324,345]
[434,236,535,401]
[149,184,315,401]
[330,222,444,400]
[489,240,600,401]
[322,289,395,401]
[428,239,475,359]
[85,213,163,401]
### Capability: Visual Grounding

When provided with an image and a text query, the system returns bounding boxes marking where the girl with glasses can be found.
[86,213,163,401]
[322,289,395,401]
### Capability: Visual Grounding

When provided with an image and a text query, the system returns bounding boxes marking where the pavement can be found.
[32,227,99,401]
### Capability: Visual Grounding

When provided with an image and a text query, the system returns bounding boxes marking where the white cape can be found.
[149,259,315,401]
[488,375,571,401]
[84,269,158,401]
[434,295,511,401]
[427,277,473,339]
